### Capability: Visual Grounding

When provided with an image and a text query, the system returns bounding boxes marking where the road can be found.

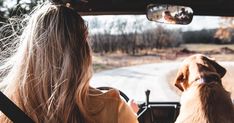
[90,62,181,102]
[91,61,234,102]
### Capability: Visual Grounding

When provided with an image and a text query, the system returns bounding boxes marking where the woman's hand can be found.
[128,99,139,113]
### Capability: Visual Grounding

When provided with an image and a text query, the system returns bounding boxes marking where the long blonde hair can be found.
[0,2,92,123]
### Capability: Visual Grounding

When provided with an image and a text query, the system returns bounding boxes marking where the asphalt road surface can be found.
[90,62,181,102]
[91,62,234,102]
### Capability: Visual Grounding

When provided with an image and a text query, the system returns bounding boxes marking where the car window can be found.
[83,15,234,102]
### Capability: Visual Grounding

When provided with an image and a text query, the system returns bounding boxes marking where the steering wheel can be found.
[97,87,129,102]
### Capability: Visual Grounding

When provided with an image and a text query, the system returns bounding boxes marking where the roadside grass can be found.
[92,53,162,72]
[181,44,234,52]
[176,44,234,61]
[93,44,234,72]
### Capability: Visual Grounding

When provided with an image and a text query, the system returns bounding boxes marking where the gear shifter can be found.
[145,89,150,106]
[138,89,151,118]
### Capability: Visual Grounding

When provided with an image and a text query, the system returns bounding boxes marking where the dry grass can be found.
[93,44,234,72]
[93,53,162,72]
[181,44,234,52]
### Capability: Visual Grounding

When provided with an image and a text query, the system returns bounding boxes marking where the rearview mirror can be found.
[146,4,193,25]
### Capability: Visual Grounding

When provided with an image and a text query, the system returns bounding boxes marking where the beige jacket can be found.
[87,88,139,123]
[0,86,138,123]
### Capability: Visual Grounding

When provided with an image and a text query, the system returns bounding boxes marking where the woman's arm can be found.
[118,98,139,123]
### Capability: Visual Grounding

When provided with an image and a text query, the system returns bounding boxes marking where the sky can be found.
[83,15,222,34]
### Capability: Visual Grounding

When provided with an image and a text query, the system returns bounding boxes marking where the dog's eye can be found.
[201,66,211,71]
[181,77,187,82]
[210,75,220,81]
[178,75,185,82]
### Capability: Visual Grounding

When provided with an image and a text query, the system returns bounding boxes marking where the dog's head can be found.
[174,54,226,91]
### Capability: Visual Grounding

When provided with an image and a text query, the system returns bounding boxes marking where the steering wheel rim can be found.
[96,87,129,102]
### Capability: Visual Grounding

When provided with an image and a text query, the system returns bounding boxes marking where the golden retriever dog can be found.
[174,54,234,123]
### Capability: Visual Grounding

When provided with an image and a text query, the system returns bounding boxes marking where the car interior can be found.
[1,0,234,123]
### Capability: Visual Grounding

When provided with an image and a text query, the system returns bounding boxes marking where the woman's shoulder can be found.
[86,87,121,115]
[89,87,121,101]
[87,87,138,123]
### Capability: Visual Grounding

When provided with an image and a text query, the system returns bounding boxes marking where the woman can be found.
[0,1,138,123]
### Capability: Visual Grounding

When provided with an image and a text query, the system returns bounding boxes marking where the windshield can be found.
[0,0,234,102]
[83,15,234,102]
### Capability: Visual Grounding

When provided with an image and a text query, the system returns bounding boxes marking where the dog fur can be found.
[174,54,234,123]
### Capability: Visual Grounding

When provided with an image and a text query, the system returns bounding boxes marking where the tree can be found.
[0,0,7,23]
[0,0,44,19]
[220,17,234,28]
[214,17,234,44]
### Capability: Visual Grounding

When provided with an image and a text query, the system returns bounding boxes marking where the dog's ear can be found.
[174,66,189,92]
[174,73,185,91]
[206,57,226,78]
